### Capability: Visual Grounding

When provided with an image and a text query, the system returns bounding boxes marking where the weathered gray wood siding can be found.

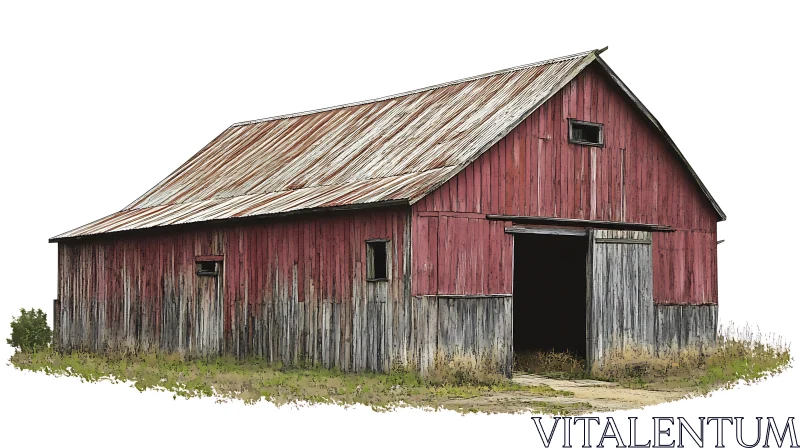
[407,295,513,376]
[654,304,717,354]
[431,295,513,376]
[193,274,224,356]
[587,229,655,370]
[54,208,455,374]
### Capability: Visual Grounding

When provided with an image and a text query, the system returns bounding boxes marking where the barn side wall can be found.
[55,207,444,373]
[412,62,719,362]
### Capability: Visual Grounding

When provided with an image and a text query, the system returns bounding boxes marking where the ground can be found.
[6,325,791,415]
[499,373,685,414]
[9,331,790,415]
[432,373,690,414]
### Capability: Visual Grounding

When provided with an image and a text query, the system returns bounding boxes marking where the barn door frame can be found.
[194,256,224,357]
[586,229,654,371]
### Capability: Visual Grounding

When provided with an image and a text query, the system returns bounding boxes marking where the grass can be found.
[514,323,792,394]
[8,350,572,414]
[8,323,789,414]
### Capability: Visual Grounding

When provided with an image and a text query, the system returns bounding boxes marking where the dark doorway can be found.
[513,232,588,358]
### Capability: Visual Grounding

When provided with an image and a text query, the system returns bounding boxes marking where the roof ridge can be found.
[232,49,597,127]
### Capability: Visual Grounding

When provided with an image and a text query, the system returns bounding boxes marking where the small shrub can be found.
[7,308,52,353]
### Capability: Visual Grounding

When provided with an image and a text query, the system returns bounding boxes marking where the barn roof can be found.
[51,48,724,241]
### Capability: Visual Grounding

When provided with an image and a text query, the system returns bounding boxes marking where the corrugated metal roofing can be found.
[51,47,724,241]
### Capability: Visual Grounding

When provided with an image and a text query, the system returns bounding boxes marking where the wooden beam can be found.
[487,214,674,232]
[505,226,587,237]
[595,238,652,245]
[416,294,513,300]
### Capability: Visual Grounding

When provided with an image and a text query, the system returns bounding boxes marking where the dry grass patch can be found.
[598,324,791,392]
[514,350,589,379]
[514,323,792,393]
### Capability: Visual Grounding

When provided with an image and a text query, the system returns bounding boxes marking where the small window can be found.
[196,261,219,276]
[366,240,389,281]
[569,119,604,146]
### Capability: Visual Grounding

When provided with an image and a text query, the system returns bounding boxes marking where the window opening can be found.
[569,119,603,146]
[366,240,389,281]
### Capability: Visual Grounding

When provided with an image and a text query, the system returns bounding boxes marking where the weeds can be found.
[427,352,508,387]
[514,350,588,379]
[514,323,792,393]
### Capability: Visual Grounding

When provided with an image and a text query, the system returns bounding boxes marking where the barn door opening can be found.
[587,230,654,370]
[512,230,588,361]
[193,259,224,356]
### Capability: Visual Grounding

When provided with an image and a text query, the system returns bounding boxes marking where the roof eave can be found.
[48,198,411,243]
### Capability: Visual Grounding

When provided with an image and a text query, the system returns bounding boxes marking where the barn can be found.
[50,48,724,375]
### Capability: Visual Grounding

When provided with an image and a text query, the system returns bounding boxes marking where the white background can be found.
[1,1,798,446]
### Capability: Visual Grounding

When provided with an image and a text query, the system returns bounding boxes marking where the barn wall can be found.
[411,213,512,296]
[654,304,718,355]
[55,207,447,372]
[413,62,718,305]
[409,213,514,374]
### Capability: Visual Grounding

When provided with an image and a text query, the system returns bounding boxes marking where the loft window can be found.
[196,260,220,276]
[569,119,604,147]
[366,239,389,281]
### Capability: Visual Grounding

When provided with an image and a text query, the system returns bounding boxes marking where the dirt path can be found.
[439,373,691,414]
[511,373,689,412]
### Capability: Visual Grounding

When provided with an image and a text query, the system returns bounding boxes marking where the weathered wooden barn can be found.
[51,48,724,374]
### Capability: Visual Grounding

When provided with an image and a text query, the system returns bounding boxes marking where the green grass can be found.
[8,349,572,414]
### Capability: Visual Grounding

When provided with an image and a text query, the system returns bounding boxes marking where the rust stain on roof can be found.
[53,50,603,240]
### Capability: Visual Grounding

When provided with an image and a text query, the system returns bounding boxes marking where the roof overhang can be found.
[49,199,410,243]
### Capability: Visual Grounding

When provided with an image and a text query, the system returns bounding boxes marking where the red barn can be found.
[51,48,724,374]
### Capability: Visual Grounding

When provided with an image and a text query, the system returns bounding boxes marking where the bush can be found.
[7,308,52,353]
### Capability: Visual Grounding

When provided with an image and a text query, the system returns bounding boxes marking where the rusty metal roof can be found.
[51,47,724,241]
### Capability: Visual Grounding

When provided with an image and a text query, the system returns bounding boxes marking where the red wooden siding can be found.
[412,62,717,305]
[412,213,512,296]
[56,208,411,367]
